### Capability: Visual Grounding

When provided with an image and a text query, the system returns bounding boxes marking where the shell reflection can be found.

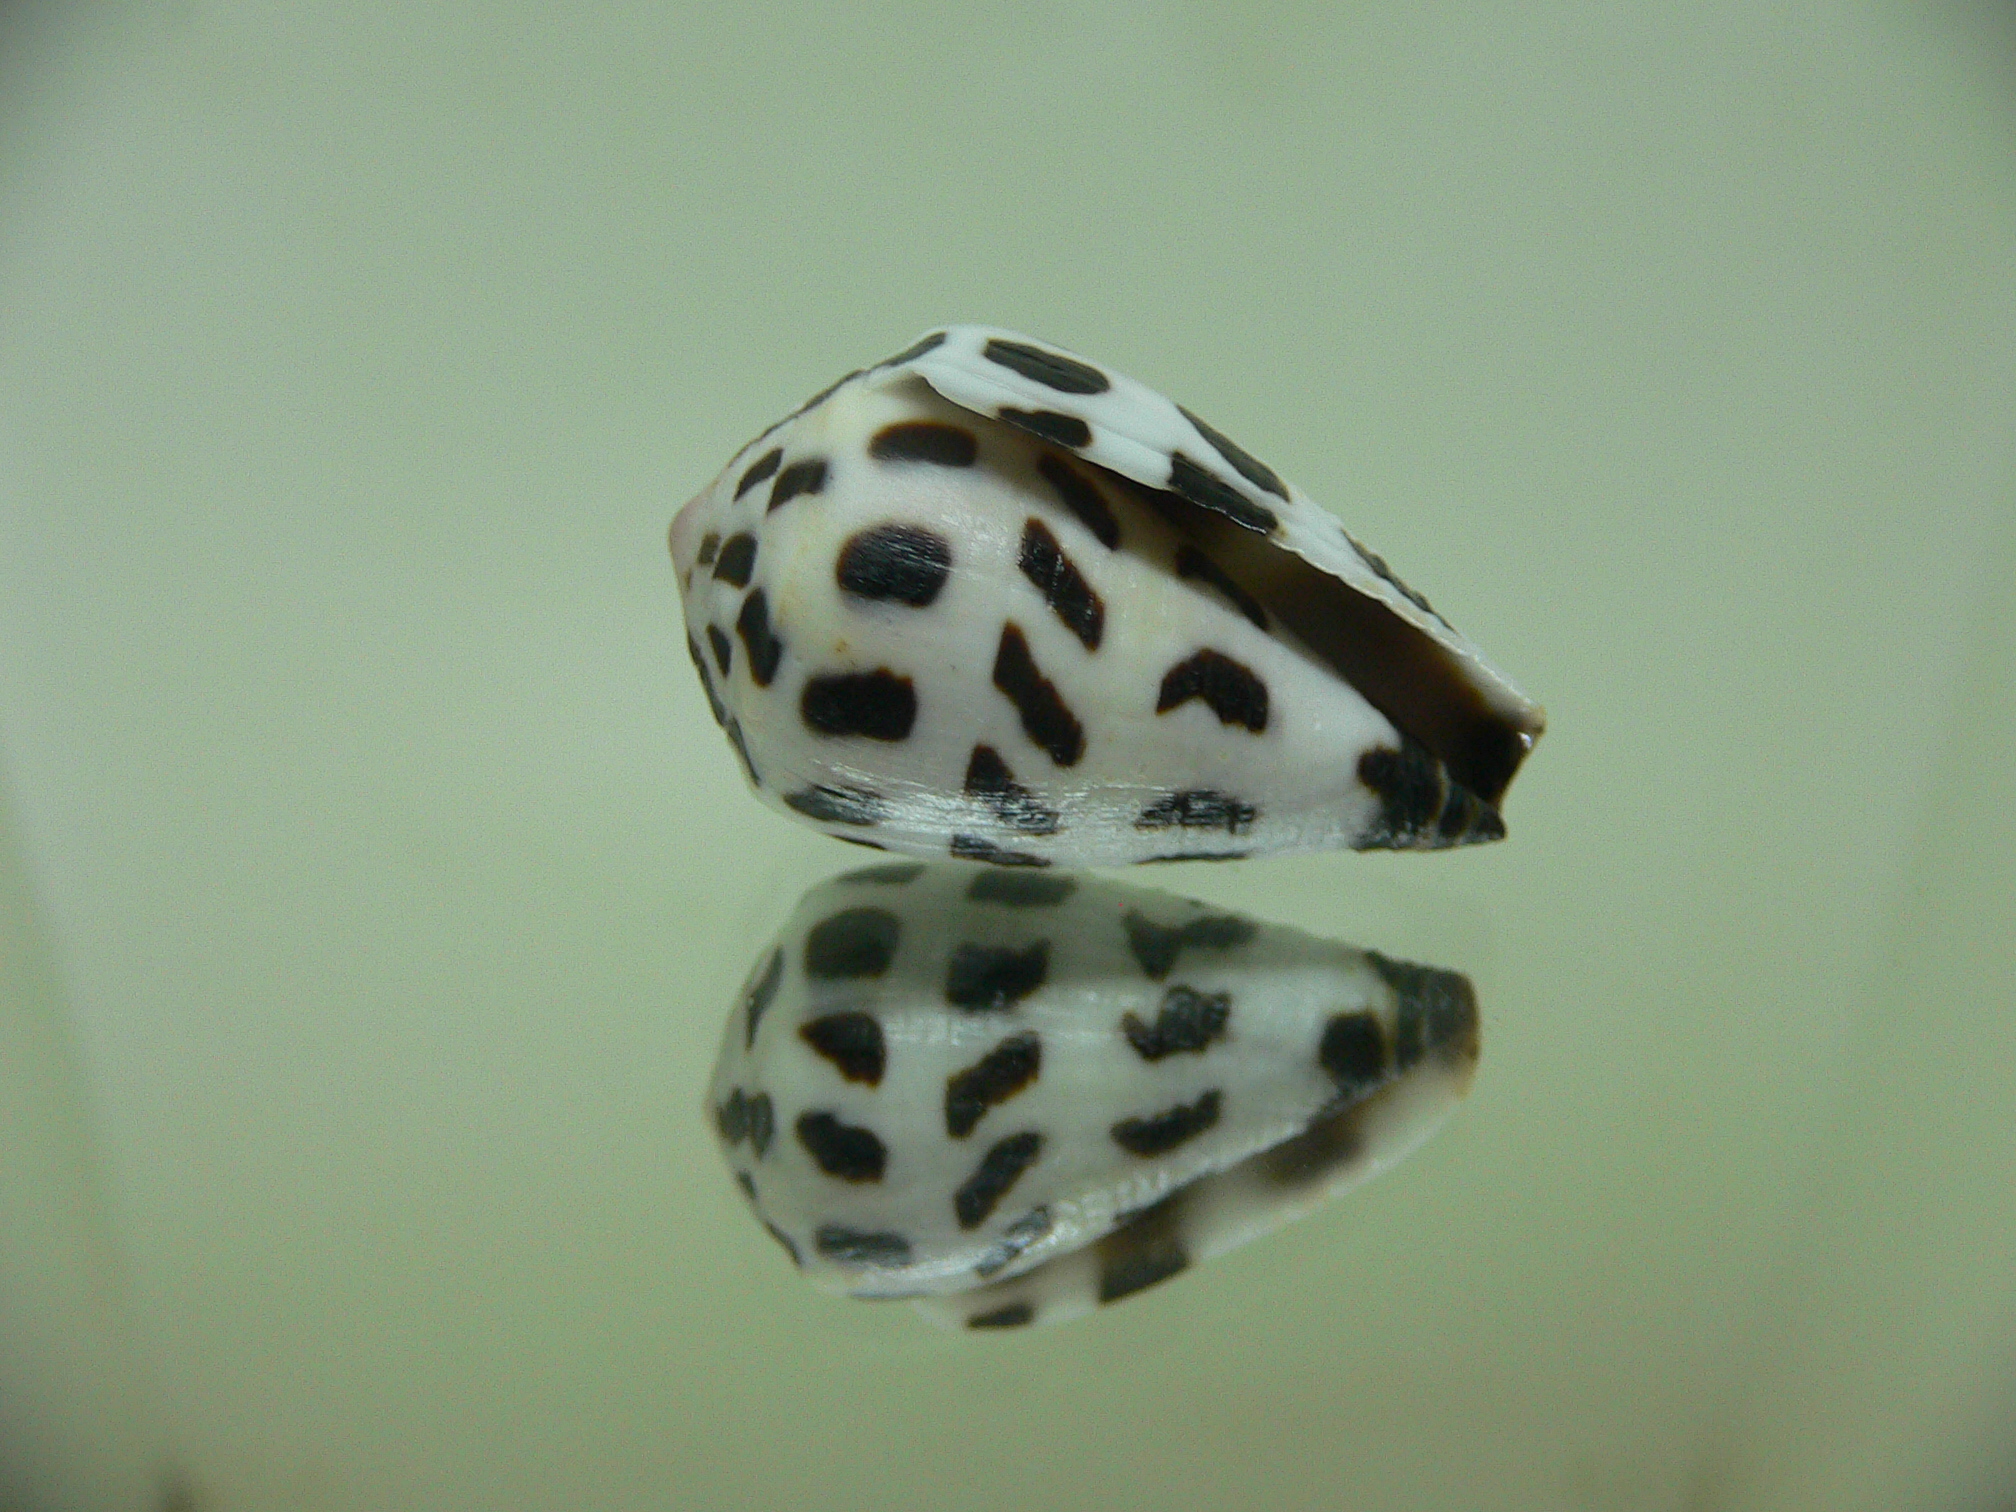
[708,864,1481,1329]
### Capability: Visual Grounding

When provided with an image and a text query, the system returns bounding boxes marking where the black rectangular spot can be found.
[950,835,1051,868]
[783,784,888,827]
[767,457,828,512]
[800,1011,887,1085]
[1111,1089,1222,1157]
[945,940,1050,1011]
[998,407,1091,450]
[795,1112,887,1182]
[1017,518,1104,650]
[974,1205,1053,1278]
[991,623,1084,766]
[1318,1011,1386,1095]
[1167,451,1278,533]
[981,338,1110,395]
[1176,404,1289,500]
[954,1130,1044,1230]
[712,532,759,587]
[869,421,978,467]
[1096,1196,1189,1303]
[736,448,783,499]
[735,588,785,686]
[801,670,917,741]
[814,1224,912,1265]
[803,907,900,980]
[967,1301,1034,1329]
[966,871,1076,907]
[945,1030,1042,1138]
[1135,788,1258,835]
[1037,455,1119,548]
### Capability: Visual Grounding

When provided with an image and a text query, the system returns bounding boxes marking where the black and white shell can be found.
[670,326,1544,867]
[709,864,1481,1329]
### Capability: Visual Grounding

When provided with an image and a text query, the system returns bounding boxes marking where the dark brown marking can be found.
[992,624,1084,765]
[706,623,733,676]
[814,1224,911,1265]
[974,1205,1052,1278]
[1135,789,1257,835]
[712,532,758,587]
[945,940,1050,1011]
[735,588,784,686]
[1175,544,1267,630]
[1156,649,1268,732]
[782,784,887,827]
[840,862,925,885]
[1096,1194,1188,1302]
[1017,518,1103,650]
[746,1093,773,1156]
[945,1030,1042,1138]
[981,338,1110,395]
[795,1112,887,1182]
[836,523,953,606]
[742,947,784,1049]
[1121,910,1257,980]
[1176,404,1289,500]
[803,907,900,980]
[687,635,727,725]
[736,448,783,500]
[735,1171,756,1200]
[1167,451,1279,533]
[800,1011,886,1086]
[1356,739,1445,848]
[1038,455,1119,548]
[967,871,1076,906]
[950,835,1051,868]
[963,744,1060,835]
[955,1131,1044,1230]
[725,718,760,784]
[1122,986,1230,1061]
[869,420,978,467]
[715,1087,775,1158]
[878,331,947,368]
[1111,1089,1222,1157]
[695,531,720,566]
[801,670,917,741]
[998,407,1091,449]
[767,457,828,512]
[715,1086,748,1143]
[1318,1011,1387,1097]
[1369,952,1480,1072]
[967,1301,1035,1329]
[1257,1100,1369,1188]
[1347,534,1439,618]
[1140,850,1251,863]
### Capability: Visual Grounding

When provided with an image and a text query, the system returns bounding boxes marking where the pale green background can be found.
[2,3,2013,1510]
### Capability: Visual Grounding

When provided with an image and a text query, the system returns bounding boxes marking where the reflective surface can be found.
[1,4,2013,1510]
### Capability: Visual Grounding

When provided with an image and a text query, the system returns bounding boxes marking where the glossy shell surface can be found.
[670,326,1543,867]
[708,864,1481,1328]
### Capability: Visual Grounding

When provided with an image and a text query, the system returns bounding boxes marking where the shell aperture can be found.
[670,326,1544,867]
[707,864,1482,1329]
